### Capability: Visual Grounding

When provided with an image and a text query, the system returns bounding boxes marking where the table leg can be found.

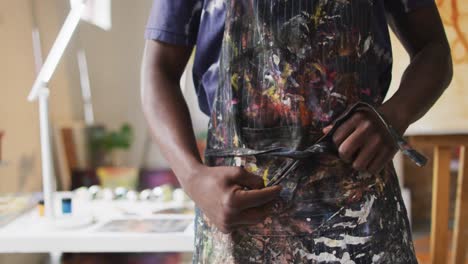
[451,146,468,264]
[430,146,451,264]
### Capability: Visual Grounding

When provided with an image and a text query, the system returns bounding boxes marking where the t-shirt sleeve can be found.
[145,0,203,47]
[384,0,435,14]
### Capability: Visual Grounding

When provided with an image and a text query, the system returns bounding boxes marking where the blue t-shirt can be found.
[145,0,433,116]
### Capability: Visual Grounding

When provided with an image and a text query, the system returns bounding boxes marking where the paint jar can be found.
[38,199,45,217]
[61,198,72,215]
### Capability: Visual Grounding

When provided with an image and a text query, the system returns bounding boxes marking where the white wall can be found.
[64,0,153,169]
[65,0,209,169]
[0,0,210,195]
[0,1,75,262]
[0,0,77,193]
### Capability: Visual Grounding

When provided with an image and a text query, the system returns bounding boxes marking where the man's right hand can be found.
[141,40,281,234]
[185,165,282,234]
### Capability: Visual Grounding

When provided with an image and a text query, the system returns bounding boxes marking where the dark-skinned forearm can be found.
[381,40,453,134]
[380,5,453,135]
[141,42,282,233]
[141,56,203,190]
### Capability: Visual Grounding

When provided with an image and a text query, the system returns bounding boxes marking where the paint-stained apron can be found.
[193,1,425,263]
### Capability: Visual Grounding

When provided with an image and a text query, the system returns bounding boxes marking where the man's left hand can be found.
[322,109,399,174]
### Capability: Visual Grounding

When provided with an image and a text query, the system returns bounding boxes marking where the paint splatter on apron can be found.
[194,0,425,263]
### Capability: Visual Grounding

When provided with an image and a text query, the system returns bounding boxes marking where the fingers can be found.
[228,185,282,211]
[368,148,396,174]
[224,167,280,209]
[322,125,333,134]
[331,110,399,173]
[213,166,281,233]
[338,125,368,162]
[351,135,380,171]
[230,167,265,189]
[332,113,361,146]
[218,190,279,233]
[367,150,388,175]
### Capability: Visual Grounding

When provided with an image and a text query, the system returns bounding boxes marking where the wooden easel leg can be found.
[451,146,468,264]
[430,146,451,264]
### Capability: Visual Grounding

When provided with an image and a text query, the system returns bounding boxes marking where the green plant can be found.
[90,123,133,153]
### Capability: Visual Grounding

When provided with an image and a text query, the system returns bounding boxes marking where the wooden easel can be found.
[409,135,468,264]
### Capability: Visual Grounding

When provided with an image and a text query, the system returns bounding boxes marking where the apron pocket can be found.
[243,155,376,237]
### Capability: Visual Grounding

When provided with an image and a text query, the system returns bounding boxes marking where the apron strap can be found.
[205,101,428,167]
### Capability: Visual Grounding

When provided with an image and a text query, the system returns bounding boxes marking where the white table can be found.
[0,193,195,263]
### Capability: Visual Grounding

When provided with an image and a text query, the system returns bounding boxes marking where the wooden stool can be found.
[409,135,468,264]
